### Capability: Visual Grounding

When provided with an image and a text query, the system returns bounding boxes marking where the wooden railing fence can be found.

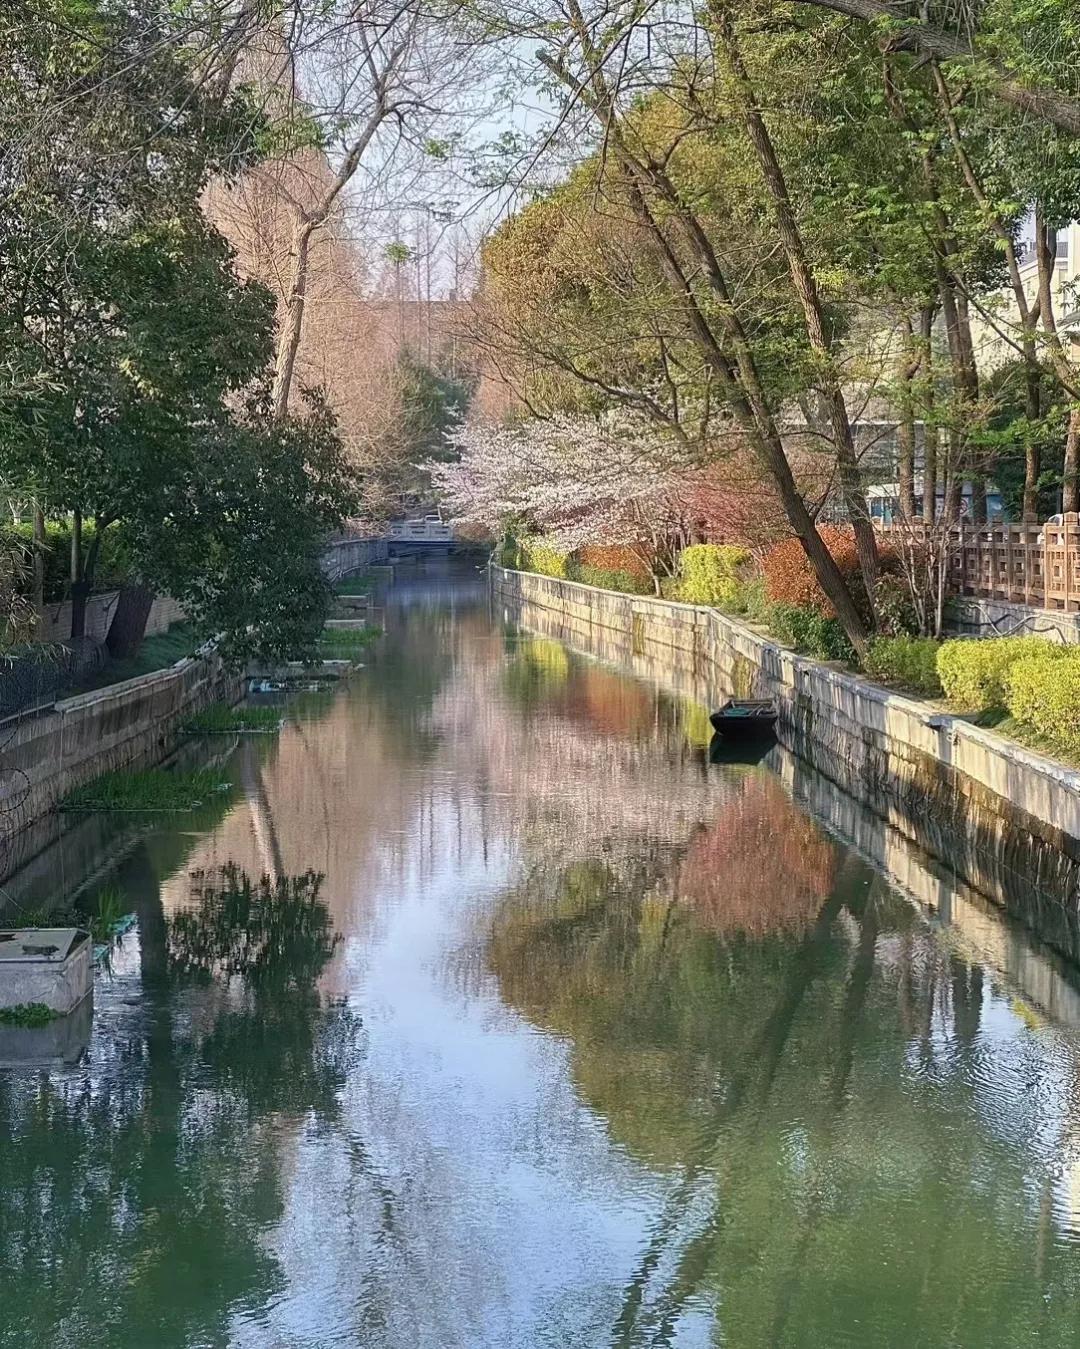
[876,515,1080,612]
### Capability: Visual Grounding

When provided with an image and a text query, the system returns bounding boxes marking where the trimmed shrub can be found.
[762,527,899,620]
[568,562,650,594]
[1004,649,1080,753]
[767,602,855,665]
[677,544,752,608]
[518,537,569,579]
[937,637,1067,711]
[741,576,769,623]
[864,636,943,696]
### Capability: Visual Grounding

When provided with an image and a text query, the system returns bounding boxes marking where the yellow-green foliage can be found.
[519,537,569,579]
[936,637,1067,710]
[864,636,942,696]
[1005,649,1080,752]
[677,544,751,608]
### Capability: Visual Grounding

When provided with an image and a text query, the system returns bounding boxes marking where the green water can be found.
[3,565,1080,1348]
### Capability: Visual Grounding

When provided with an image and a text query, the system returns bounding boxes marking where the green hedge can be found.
[11,520,128,601]
[864,635,943,695]
[767,602,855,664]
[1004,649,1080,753]
[676,544,751,608]
[936,637,1066,710]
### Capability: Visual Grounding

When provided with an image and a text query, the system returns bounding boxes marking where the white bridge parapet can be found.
[386,516,454,543]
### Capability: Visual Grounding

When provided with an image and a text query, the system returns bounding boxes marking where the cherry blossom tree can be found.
[428,412,710,578]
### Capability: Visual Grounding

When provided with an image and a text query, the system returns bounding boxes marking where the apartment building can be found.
[970,216,1080,374]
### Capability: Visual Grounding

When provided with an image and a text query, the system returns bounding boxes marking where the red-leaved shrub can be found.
[575,544,651,578]
[762,526,896,617]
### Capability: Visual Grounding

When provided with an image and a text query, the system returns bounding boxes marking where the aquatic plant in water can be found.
[184,703,284,735]
[61,768,231,812]
[0,1002,57,1027]
[334,574,375,595]
[317,624,381,661]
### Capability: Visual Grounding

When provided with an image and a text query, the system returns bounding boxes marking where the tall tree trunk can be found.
[106,584,155,660]
[271,219,316,420]
[1065,407,1080,514]
[1022,352,1042,522]
[69,508,86,640]
[921,321,938,522]
[270,106,389,420]
[970,476,987,524]
[932,43,1044,526]
[896,313,924,520]
[923,430,938,523]
[31,502,45,614]
[68,515,102,642]
[715,2,878,605]
[1033,210,1080,513]
[944,460,964,523]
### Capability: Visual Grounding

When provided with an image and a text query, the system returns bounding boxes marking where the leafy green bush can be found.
[936,637,1067,710]
[567,562,650,594]
[13,520,129,601]
[767,602,855,664]
[1004,648,1080,752]
[864,636,943,695]
[741,576,769,622]
[497,536,521,568]
[518,537,570,579]
[677,544,751,608]
[0,1002,57,1027]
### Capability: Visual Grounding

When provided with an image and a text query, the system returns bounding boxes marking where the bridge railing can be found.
[876,515,1080,612]
[386,517,454,543]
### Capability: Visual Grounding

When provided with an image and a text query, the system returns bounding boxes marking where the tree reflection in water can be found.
[0,865,362,1349]
[487,788,1080,1348]
[676,773,839,937]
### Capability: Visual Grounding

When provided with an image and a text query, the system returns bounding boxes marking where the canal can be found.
[3,562,1080,1348]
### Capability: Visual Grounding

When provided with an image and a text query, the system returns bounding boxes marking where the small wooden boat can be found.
[709,699,778,738]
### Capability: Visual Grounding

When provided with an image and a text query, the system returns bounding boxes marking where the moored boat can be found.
[708,699,778,738]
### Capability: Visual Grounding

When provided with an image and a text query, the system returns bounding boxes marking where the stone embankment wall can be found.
[2,649,241,833]
[492,566,1080,906]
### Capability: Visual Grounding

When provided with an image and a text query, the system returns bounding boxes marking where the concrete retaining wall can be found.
[34,592,185,644]
[0,647,241,842]
[492,566,1080,907]
[947,596,1080,644]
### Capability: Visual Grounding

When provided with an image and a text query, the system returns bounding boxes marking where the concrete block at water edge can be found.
[0,928,92,1014]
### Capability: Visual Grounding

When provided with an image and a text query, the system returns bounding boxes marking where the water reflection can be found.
[2,562,1080,1347]
[0,864,359,1349]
